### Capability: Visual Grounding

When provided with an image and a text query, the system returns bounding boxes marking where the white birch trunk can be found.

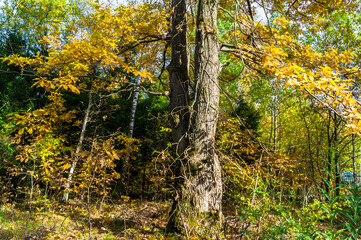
[63,90,92,202]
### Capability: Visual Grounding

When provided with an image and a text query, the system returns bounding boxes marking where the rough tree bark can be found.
[167,0,222,236]
[168,0,189,158]
[188,0,223,230]
[166,0,190,232]
[168,0,223,236]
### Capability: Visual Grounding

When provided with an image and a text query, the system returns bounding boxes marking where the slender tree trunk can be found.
[128,76,141,139]
[333,112,340,196]
[326,110,332,196]
[269,111,273,150]
[352,134,356,185]
[121,76,142,195]
[301,111,316,186]
[63,90,92,202]
[273,104,278,153]
[272,91,278,153]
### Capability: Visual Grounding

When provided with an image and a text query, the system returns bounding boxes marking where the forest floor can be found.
[0,197,252,240]
[0,198,176,240]
[0,197,339,239]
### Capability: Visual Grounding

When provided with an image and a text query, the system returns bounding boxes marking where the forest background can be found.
[0,0,361,239]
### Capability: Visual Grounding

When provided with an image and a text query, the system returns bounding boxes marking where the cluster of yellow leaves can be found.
[221,1,361,136]
[2,1,168,201]
[116,134,141,163]
[273,16,289,28]
[217,116,260,162]
[263,43,361,133]
[3,2,168,94]
[74,135,141,198]
[6,93,75,187]
[149,147,174,197]
[233,6,361,134]
[217,115,309,204]
[75,138,120,196]
[11,93,76,143]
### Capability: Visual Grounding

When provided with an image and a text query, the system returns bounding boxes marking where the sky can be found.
[254,1,269,24]
[99,0,270,24]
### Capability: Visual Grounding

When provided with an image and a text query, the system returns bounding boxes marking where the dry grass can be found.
[0,198,171,240]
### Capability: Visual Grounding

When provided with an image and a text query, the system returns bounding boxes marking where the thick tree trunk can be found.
[166,0,190,233]
[167,0,222,236]
[182,0,223,235]
[191,0,222,214]
[168,0,190,157]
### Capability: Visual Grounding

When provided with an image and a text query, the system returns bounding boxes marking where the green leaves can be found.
[339,185,361,239]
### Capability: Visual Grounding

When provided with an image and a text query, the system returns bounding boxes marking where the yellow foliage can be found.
[3,2,168,95]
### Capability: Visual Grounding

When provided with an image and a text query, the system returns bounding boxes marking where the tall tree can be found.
[189,0,222,225]
[169,0,189,160]
[167,0,190,232]
[168,0,223,235]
